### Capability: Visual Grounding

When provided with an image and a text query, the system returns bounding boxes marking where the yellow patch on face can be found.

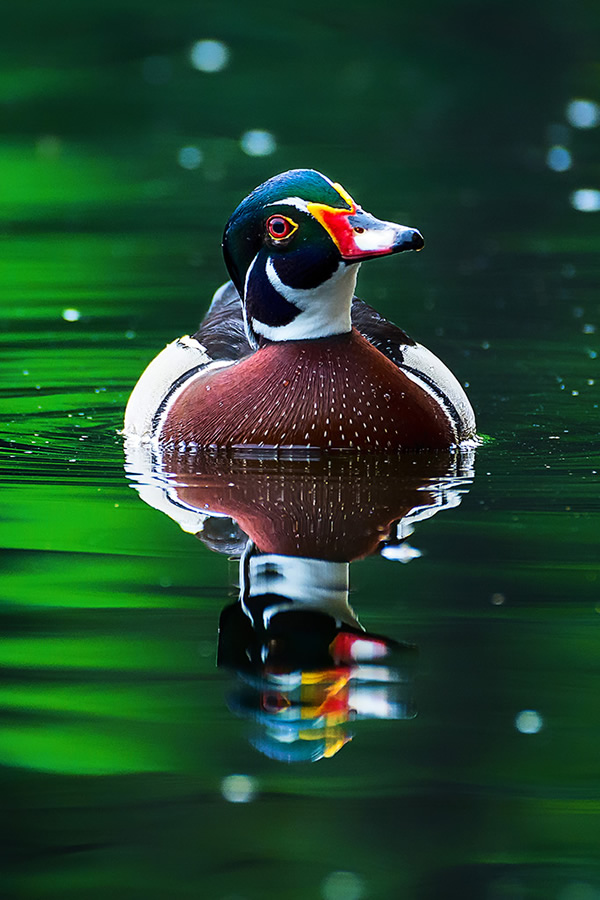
[305,183,359,255]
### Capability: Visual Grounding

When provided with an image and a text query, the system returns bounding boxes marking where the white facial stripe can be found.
[242,253,259,348]
[251,258,358,341]
[243,253,258,300]
[266,196,310,213]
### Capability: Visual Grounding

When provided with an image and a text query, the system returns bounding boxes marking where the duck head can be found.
[222,169,424,347]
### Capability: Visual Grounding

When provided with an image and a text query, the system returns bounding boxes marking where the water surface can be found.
[2,2,600,898]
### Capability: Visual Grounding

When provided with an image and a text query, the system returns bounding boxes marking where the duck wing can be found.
[191,281,251,361]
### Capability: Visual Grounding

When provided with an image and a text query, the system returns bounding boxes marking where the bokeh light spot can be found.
[546,145,572,172]
[566,99,600,129]
[62,309,81,322]
[177,146,203,170]
[240,130,277,157]
[515,710,543,734]
[221,774,257,803]
[190,40,230,73]
[571,189,600,212]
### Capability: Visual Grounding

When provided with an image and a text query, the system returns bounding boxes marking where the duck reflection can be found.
[219,541,419,762]
[125,445,475,761]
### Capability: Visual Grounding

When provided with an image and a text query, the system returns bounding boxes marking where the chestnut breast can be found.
[159,329,455,450]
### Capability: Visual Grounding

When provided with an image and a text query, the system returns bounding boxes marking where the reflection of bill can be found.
[125,444,475,761]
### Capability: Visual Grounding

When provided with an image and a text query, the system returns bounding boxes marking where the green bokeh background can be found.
[1,1,599,898]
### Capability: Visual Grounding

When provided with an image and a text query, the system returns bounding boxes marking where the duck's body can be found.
[160,326,452,451]
[125,170,476,450]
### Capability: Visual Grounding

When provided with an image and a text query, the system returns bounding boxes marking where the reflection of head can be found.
[221,607,417,762]
[217,545,417,762]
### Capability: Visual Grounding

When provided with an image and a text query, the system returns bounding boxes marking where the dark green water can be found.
[2,2,600,898]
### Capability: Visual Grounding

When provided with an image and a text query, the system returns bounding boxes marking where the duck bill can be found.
[339,213,424,261]
[308,201,424,262]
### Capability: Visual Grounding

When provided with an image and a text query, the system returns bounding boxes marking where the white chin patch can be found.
[251,258,358,342]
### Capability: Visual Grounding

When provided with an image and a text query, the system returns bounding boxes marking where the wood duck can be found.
[124,169,477,451]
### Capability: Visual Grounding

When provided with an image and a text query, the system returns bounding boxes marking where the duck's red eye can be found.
[266,215,298,241]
